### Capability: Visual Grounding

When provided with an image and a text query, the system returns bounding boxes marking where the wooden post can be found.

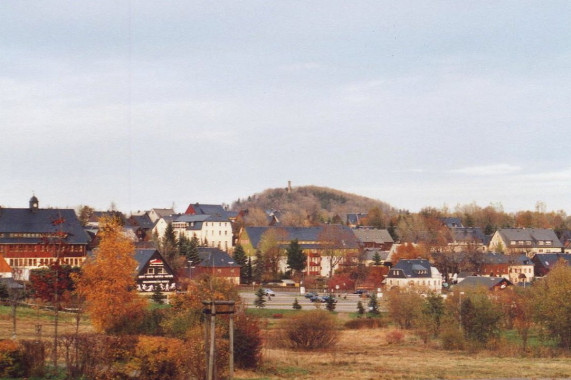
[204,307,209,379]
[229,313,234,380]
[208,302,216,380]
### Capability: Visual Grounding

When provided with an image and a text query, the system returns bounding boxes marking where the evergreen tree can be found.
[161,222,178,266]
[372,252,382,266]
[246,257,253,284]
[357,300,365,316]
[286,239,306,276]
[187,235,201,266]
[233,244,248,284]
[325,294,336,312]
[292,298,302,310]
[254,288,266,308]
[151,285,165,305]
[368,292,380,315]
[253,251,264,284]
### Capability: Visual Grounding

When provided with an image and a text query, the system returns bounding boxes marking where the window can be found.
[147,268,154,274]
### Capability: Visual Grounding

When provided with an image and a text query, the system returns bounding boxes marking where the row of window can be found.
[510,240,552,246]
[9,257,84,267]
[0,245,84,253]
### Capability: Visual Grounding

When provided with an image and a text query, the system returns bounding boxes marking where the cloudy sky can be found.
[1,1,570,214]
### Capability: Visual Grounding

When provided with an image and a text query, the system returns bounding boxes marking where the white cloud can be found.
[450,164,522,176]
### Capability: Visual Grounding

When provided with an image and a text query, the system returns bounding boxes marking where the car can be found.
[321,295,338,303]
[310,295,337,303]
[263,288,275,297]
[304,292,317,299]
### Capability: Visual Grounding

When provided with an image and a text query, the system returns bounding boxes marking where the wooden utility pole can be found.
[202,300,236,380]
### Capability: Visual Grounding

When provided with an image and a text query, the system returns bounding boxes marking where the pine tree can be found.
[246,257,253,284]
[233,244,248,284]
[286,239,306,276]
[254,288,266,308]
[372,252,382,266]
[187,235,201,266]
[368,292,380,315]
[253,251,264,284]
[151,285,165,305]
[293,298,302,310]
[357,300,365,316]
[161,222,178,266]
[325,294,336,312]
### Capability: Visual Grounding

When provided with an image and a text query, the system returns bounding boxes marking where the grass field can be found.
[2,306,570,380]
[236,310,571,380]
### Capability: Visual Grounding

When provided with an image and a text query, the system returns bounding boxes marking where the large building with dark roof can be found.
[384,259,443,294]
[0,196,90,271]
[489,228,563,255]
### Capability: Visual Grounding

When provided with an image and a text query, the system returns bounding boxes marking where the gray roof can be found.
[197,247,240,268]
[346,213,367,225]
[387,259,433,278]
[450,227,489,245]
[353,228,394,244]
[244,225,360,250]
[457,276,512,290]
[482,253,532,265]
[186,203,229,220]
[532,253,571,268]
[498,228,563,248]
[441,217,464,228]
[134,249,174,275]
[0,208,90,245]
[128,214,155,229]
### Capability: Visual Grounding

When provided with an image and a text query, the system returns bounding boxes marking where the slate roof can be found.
[197,247,240,268]
[441,217,464,228]
[387,259,434,278]
[353,228,394,244]
[457,276,512,290]
[244,225,360,250]
[497,228,563,248]
[346,213,367,226]
[482,253,532,265]
[134,249,156,271]
[185,203,229,220]
[128,214,155,229]
[532,253,571,269]
[450,227,489,245]
[0,208,90,245]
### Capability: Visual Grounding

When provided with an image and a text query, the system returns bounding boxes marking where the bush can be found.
[279,310,339,350]
[234,312,262,369]
[440,326,465,351]
[385,330,405,344]
[132,336,189,380]
[344,317,385,329]
[0,340,24,378]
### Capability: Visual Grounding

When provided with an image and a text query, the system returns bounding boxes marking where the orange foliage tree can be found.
[390,242,430,264]
[74,216,146,333]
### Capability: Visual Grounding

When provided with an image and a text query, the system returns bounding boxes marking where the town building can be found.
[0,196,90,275]
[134,249,177,292]
[190,247,241,285]
[384,259,442,294]
[488,228,563,255]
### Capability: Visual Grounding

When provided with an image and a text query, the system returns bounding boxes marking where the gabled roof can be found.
[244,225,360,250]
[353,228,394,244]
[346,213,367,226]
[457,276,512,290]
[0,254,12,273]
[497,228,563,248]
[185,203,229,220]
[441,217,464,228]
[450,227,489,245]
[387,259,433,278]
[134,249,174,275]
[128,214,155,229]
[532,253,571,268]
[482,253,532,265]
[197,247,240,268]
[0,208,90,245]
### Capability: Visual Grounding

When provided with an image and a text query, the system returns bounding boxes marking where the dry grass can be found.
[236,327,571,380]
[0,305,94,341]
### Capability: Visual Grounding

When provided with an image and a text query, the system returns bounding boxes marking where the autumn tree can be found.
[532,262,571,348]
[244,208,269,226]
[259,228,287,280]
[76,205,94,227]
[75,216,146,334]
[319,224,359,278]
[390,242,430,265]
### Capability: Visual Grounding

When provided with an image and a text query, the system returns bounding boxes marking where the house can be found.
[440,217,464,228]
[185,203,229,219]
[480,253,534,285]
[0,196,90,272]
[126,213,155,241]
[134,249,176,292]
[147,208,175,224]
[384,259,442,294]
[531,253,571,277]
[238,225,361,277]
[352,228,394,251]
[346,213,368,228]
[190,247,241,285]
[456,276,512,291]
[489,228,563,255]
[448,227,489,252]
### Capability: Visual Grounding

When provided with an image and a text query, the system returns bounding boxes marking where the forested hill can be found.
[231,185,395,225]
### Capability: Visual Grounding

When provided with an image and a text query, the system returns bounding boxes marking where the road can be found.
[239,290,381,312]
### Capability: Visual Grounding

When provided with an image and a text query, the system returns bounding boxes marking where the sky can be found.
[1,1,570,215]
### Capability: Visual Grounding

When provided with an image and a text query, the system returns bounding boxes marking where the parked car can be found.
[310,295,337,303]
[321,295,338,303]
[304,292,317,299]
[263,288,275,297]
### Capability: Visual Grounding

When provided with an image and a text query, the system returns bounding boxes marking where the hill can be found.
[231,185,396,226]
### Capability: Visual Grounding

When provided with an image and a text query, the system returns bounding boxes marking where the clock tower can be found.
[29,195,39,212]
